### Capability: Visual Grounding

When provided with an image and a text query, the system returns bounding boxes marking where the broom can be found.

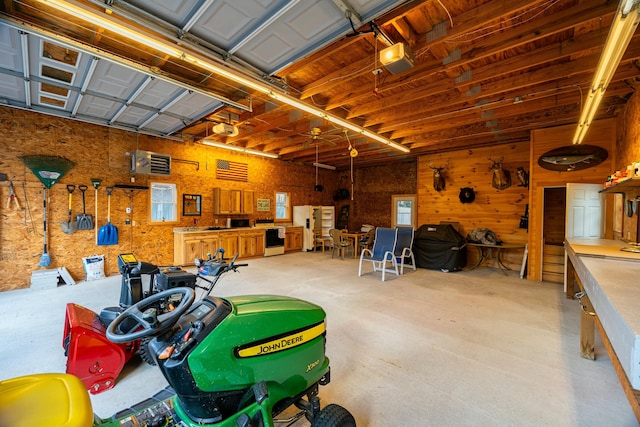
[40,187,50,267]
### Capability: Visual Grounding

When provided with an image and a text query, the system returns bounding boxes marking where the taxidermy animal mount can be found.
[516,167,529,188]
[429,161,448,191]
[489,157,511,190]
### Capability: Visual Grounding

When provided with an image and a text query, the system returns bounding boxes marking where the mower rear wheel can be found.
[138,338,156,365]
[311,404,356,427]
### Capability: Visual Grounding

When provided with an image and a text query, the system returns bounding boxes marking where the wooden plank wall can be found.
[615,92,640,241]
[417,143,530,269]
[0,107,340,290]
[529,118,616,281]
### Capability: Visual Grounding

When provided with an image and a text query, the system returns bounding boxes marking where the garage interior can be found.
[2,254,637,426]
[1,0,640,425]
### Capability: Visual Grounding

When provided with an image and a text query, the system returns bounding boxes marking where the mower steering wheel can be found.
[106,287,195,343]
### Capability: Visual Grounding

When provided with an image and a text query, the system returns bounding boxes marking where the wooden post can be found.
[578,291,596,360]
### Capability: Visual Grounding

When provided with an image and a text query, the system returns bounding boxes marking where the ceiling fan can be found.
[302,127,339,149]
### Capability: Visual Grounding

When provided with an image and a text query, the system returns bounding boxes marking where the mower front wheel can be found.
[311,404,356,427]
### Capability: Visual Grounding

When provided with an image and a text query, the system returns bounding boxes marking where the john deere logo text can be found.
[237,322,325,358]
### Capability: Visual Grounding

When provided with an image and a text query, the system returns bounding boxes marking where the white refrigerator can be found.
[293,205,335,251]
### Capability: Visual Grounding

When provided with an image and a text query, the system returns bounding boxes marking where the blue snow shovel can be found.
[97,186,118,245]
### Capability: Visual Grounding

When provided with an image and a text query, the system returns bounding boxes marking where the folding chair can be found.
[358,227,398,281]
[395,226,416,274]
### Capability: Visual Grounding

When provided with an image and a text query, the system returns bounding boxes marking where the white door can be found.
[564,183,603,292]
[565,183,604,239]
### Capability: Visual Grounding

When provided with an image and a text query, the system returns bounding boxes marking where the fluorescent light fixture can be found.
[201,138,279,159]
[39,0,182,57]
[313,162,336,170]
[573,0,639,144]
[38,0,410,155]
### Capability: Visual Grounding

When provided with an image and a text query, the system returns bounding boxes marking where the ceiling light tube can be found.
[39,0,183,56]
[573,0,639,144]
[201,138,279,159]
[19,31,31,107]
[38,0,409,155]
[313,162,336,170]
[20,3,248,113]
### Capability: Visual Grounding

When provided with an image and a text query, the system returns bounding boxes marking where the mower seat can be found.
[0,373,94,427]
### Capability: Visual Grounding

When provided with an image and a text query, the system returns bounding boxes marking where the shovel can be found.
[97,186,118,245]
[76,184,93,230]
[61,184,77,234]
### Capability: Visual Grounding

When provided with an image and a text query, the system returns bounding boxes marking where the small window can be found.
[150,182,177,223]
[275,191,290,221]
[392,194,416,227]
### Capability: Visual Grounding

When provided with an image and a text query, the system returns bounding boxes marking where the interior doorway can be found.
[542,187,566,283]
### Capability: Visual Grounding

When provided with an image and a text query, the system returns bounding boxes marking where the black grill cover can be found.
[413,224,467,272]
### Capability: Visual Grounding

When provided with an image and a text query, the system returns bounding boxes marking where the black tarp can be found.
[413,224,467,272]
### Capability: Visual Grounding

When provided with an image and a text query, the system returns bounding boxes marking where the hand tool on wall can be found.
[6,177,21,209]
[41,186,50,267]
[19,155,75,267]
[61,184,77,234]
[97,185,118,245]
[91,178,101,245]
[22,181,36,233]
[76,184,93,230]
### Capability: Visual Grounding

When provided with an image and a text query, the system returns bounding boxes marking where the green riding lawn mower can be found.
[0,259,355,427]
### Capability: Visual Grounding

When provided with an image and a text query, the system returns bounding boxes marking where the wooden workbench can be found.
[565,238,640,422]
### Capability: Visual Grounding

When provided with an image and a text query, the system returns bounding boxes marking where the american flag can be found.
[216,159,248,182]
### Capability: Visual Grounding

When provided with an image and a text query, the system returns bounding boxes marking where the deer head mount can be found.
[429,161,448,192]
[488,156,511,190]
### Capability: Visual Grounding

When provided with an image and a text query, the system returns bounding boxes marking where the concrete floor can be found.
[0,251,636,426]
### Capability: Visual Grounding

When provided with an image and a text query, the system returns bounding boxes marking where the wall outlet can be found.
[126,207,131,214]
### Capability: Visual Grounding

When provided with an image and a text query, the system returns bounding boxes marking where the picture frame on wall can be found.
[183,194,202,216]
[257,198,270,212]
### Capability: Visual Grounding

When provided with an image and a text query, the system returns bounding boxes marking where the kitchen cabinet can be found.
[284,226,303,252]
[174,232,219,265]
[218,231,239,256]
[174,229,241,265]
[214,188,242,214]
[214,188,253,214]
[239,229,265,258]
[242,190,255,214]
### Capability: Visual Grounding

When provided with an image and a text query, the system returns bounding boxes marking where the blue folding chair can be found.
[358,227,398,281]
[394,226,416,274]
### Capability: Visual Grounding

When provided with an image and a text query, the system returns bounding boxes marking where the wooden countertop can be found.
[565,238,640,261]
[173,227,255,234]
[565,239,640,390]
[173,225,302,234]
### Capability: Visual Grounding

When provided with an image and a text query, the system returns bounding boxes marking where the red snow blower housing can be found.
[62,253,196,394]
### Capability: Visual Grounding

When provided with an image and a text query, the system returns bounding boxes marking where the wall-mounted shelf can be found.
[599,177,640,194]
